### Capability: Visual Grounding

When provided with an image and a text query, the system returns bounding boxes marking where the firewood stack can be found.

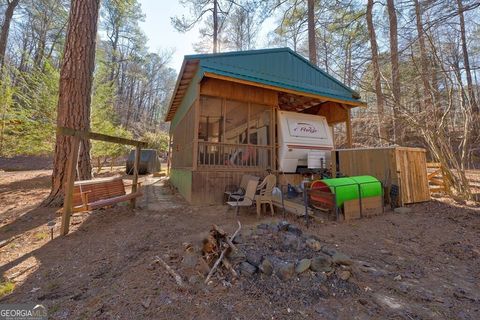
[202,221,241,284]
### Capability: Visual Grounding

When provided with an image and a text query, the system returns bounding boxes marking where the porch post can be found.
[345,108,352,148]
[192,95,200,170]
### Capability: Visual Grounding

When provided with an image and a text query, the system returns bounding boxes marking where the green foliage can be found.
[142,131,169,153]
[0,281,15,298]
[91,78,132,160]
[0,63,59,157]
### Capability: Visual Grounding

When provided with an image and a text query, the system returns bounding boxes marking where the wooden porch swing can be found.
[58,126,148,236]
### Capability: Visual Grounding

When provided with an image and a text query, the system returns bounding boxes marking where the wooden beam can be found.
[57,127,147,147]
[204,72,365,107]
[192,90,200,170]
[130,145,141,208]
[61,136,81,236]
[345,108,353,148]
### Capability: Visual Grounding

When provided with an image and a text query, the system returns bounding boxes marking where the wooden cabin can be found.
[165,48,364,204]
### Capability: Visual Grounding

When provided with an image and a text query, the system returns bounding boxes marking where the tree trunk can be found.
[457,0,478,114]
[43,0,100,206]
[213,0,218,53]
[0,0,20,67]
[366,0,387,143]
[307,0,316,65]
[386,0,402,144]
[413,0,433,115]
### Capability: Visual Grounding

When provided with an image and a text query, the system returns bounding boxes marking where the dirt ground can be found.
[1,169,479,319]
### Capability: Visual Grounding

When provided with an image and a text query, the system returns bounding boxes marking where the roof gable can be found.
[166,48,362,122]
[190,48,358,101]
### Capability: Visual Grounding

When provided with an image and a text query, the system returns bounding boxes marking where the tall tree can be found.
[366,0,386,142]
[456,0,478,114]
[172,0,224,53]
[0,0,20,67]
[386,0,402,144]
[307,0,316,65]
[44,0,100,206]
[413,0,432,113]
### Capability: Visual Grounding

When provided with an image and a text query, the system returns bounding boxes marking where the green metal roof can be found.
[166,47,362,122]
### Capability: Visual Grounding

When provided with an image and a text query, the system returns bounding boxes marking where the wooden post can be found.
[167,134,172,175]
[345,108,352,148]
[131,145,141,208]
[61,135,81,236]
[192,96,200,170]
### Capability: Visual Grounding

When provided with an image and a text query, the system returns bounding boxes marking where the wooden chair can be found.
[226,179,259,215]
[71,176,143,212]
[255,174,277,217]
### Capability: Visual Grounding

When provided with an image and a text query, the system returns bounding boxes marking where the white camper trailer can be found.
[277,110,334,173]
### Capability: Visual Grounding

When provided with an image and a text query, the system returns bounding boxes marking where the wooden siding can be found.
[171,103,196,169]
[170,71,201,131]
[317,101,348,124]
[200,77,278,106]
[333,147,430,205]
[395,148,430,204]
[170,168,192,202]
[191,170,265,204]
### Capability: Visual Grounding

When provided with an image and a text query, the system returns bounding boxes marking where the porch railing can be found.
[197,141,272,169]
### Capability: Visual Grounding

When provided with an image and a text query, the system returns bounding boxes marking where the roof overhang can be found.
[165,51,366,122]
[203,72,365,108]
[164,59,200,122]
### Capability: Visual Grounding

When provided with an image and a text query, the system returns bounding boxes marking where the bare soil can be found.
[1,170,479,319]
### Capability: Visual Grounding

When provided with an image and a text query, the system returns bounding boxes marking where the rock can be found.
[232,234,244,244]
[259,258,273,276]
[306,238,322,251]
[310,254,332,272]
[295,259,311,274]
[141,297,152,309]
[276,261,295,280]
[240,262,257,275]
[228,250,246,265]
[394,275,402,281]
[338,270,351,281]
[394,207,412,214]
[268,222,279,232]
[287,224,302,236]
[332,252,353,266]
[321,246,337,256]
[257,223,269,230]
[315,272,327,282]
[282,233,300,250]
[278,221,290,231]
[246,252,262,267]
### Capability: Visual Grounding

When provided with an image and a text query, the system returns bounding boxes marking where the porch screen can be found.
[198,95,273,169]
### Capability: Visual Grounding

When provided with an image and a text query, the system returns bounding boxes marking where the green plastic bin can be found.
[312,175,382,207]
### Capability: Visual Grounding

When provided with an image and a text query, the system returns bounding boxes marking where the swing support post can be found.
[61,135,81,236]
[57,126,147,236]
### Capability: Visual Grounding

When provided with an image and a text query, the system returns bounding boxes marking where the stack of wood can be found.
[202,221,241,284]
[427,162,450,193]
